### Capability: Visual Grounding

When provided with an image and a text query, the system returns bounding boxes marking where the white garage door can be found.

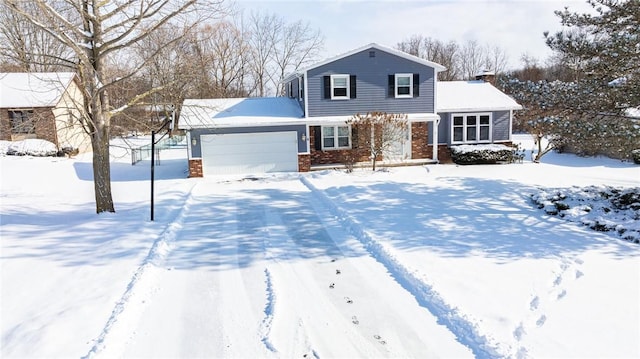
[200,131,298,175]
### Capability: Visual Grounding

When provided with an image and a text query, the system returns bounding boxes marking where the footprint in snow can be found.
[373,334,386,345]
[329,283,335,289]
[351,315,359,325]
[536,315,546,327]
[344,297,353,304]
[575,270,584,279]
[529,296,539,311]
[557,289,567,300]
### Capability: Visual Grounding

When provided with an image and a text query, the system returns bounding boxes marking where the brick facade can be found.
[298,154,311,172]
[411,122,430,159]
[0,108,58,144]
[425,144,453,164]
[188,159,203,177]
[309,125,371,166]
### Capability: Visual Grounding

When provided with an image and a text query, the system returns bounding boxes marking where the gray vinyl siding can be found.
[189,125,307,158]
[306,48,436,117]
[492,110,510,141]
[286,76,305,115]
[430,111,511,145]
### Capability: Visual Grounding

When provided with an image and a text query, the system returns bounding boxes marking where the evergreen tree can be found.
[544,0,640,112]
[503,0,640,161]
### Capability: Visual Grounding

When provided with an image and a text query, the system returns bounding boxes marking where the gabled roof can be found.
[437,81,522,112]
[283,43,447,82]
[179,97,305,129]
[0,72,77,108]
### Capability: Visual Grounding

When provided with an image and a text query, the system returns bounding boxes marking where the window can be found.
[323,74,356,100]
[322,125,350,149]
[452,113,491,143]
[395,73,413,98]
[9,110,35,134]
[389,73,419,98]
[331,74,349,99]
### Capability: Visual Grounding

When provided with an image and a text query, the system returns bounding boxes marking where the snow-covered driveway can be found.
[2,141,638,358]
[104,178,472,358]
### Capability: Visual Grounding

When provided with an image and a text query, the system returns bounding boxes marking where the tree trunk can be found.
[91,123,115,213]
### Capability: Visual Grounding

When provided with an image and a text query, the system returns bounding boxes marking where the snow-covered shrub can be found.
[6,139,58,157]
[450,144,515,165]
[531,186,640,244]
[0,140,11,156]
[632,149,640,164]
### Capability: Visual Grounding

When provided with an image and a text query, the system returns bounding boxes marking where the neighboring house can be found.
[179,43,521,177]
[0,72,91,153]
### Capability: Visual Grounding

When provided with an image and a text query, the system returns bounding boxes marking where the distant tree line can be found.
[396,35,509,81]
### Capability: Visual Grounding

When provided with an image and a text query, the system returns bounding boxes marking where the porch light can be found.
[301,133,307,142]
[191,138,197,146]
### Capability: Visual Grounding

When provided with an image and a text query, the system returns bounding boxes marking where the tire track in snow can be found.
[260,268,277,353]
[82,183,198,359]
[300,176,506,359]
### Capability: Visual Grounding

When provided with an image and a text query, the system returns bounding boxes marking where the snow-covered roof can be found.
[178,97,305,129]
[437,81,522,113]
[0,72,76,108]
[283,43,447,82]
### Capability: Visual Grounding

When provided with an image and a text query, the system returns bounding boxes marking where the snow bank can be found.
[6,139,58,156]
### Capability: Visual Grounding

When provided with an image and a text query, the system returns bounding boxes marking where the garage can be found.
[200,131,299,175]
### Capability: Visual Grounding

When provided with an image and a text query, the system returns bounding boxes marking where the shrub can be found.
[6,139,58,156]
[632,149,640,164]
[450,144,515,165]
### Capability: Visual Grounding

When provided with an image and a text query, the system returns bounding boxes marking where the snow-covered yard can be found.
[1,135,639,358]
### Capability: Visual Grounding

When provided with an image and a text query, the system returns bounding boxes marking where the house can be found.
[0,72,91,153]
[179,43,522,177]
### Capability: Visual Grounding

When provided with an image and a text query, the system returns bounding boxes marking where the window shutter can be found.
[388,75,394,97]
[313,126,322,150]
[323,76,331,99]
[413,74,420,97]
[350,75,357,99]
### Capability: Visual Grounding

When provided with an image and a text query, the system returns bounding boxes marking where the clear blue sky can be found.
[236,0,592,70]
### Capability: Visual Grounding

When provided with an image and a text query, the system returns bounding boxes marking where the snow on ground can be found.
[1,134,639,358]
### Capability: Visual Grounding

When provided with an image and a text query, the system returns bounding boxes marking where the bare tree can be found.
[5,0,224,213]
[0,1,72,71]
[346,112,409,171]
[459,40,485,80]
[245,11,280,97]
[272,19,323,95]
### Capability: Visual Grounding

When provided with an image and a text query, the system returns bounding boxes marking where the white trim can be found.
[433,116,440,161]
[450,112,493,144]
[330,74,350,100]
[303,73,309,118]
[395,73,413,98]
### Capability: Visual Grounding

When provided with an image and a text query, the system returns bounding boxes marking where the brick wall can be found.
[0,108,58,145]
[411,122,430,159]
[298,154,310,172]
[309,125,370,165]
[33,109,58,145]
[188,159,203,177]
[425,144,453,163]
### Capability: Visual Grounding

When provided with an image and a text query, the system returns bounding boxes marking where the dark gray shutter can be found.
[313,126,322,150]
[413,74,420,97]
[323,76,331,99]
[388,75,394,97]
[350,75,356,99]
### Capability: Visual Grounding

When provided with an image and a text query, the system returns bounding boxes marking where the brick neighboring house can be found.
[0,72,91,153]
[178,43,522,177]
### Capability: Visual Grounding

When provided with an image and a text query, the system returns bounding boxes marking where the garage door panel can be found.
[200,131,298,175]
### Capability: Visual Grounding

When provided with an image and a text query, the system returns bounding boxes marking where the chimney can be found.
[475,70,496,85]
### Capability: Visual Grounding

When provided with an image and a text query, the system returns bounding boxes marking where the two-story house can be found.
[179,43,521,177]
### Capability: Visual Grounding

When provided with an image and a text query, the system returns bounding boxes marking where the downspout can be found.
[433,116,440,162]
